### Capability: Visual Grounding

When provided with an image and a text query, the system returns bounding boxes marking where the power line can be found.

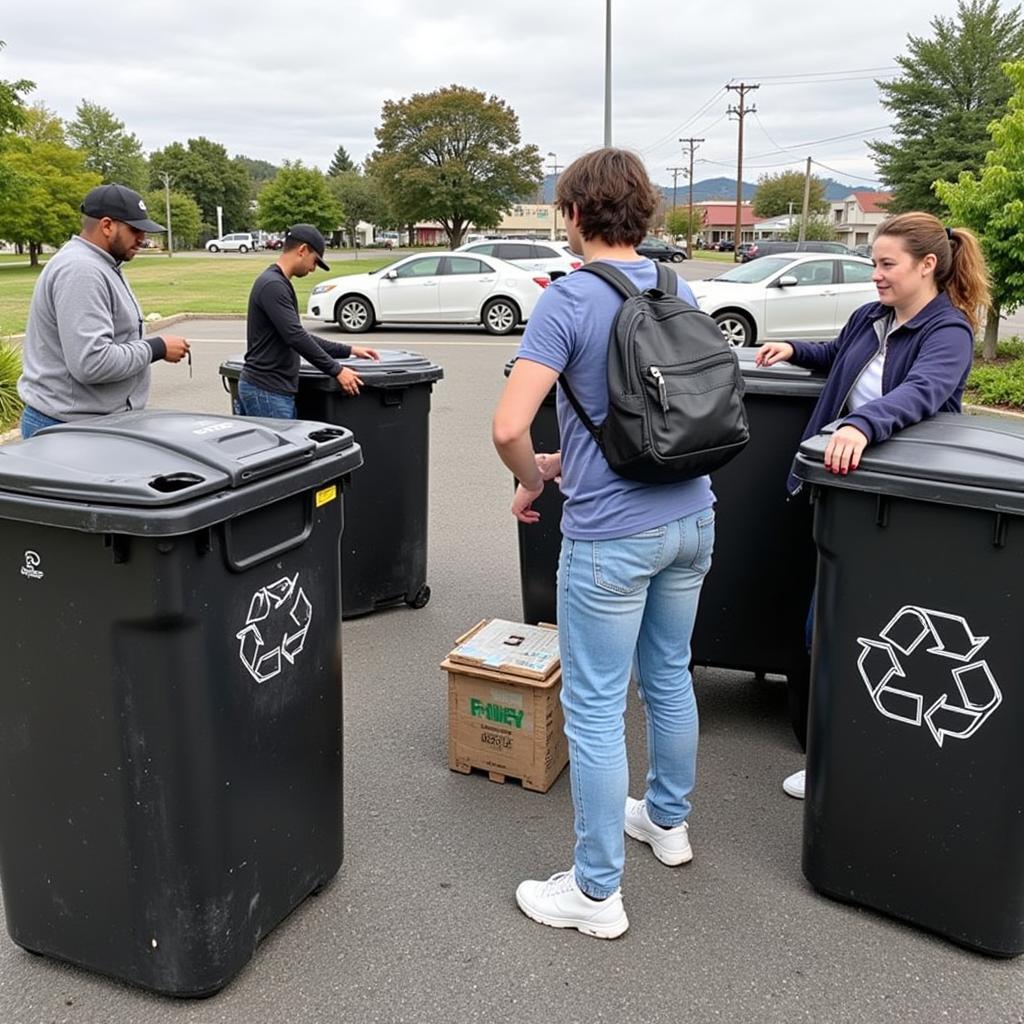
[638,85,729,155]
[811,159,884,185]
[749,65,899,80]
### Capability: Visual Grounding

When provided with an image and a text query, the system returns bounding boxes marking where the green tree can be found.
[936,60,1024,359]
[782,215,839,242]
[327,170,388,246]
[870,0,1024,216]
[149,137,251,233]
[664,205,705,242]
[0,40,33,135]
[66,100,147,191]
[328,144,355,176]
[753,170,827,218]
[0,107,101,265]
[144,188,204,250]
[368,84,543,247]
[233,155,280,184]
[256,162,341,235]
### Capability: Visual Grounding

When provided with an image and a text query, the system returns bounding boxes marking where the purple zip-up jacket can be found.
[785,291,974,492]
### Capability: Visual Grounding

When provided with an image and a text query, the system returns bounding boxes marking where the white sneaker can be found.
[782,769,806,799]
[515,870,629,939]
[624,797,693,866]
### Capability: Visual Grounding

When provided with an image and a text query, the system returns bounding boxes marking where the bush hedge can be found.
[0,343,23,432]
[966,337,1024,410]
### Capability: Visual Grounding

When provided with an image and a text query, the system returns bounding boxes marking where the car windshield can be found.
[712,257,796,283]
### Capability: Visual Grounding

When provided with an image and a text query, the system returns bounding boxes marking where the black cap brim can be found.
[123,216,166,233]
[315,255,330,272]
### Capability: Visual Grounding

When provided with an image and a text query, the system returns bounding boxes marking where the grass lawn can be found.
[0,254,393,338]
[693,249,736,263]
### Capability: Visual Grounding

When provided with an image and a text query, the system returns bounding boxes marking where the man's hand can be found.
[824,425,869,475]
[512,481,545,524]
[754,342,794,367]
[337,366,364,395]
[350,345,380,361]
[536,451,561,484]
[163,335,190,363]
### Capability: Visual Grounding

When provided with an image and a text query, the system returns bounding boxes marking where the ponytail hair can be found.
[874,212,991,332]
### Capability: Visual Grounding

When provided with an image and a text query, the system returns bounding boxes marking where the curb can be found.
[964,403,1024,421]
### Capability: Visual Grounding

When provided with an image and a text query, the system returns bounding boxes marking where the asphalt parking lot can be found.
[1,310,1022,1024]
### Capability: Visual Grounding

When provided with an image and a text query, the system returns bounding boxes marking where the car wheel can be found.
[336,296,374,333]
[482,297,520,335]
[713,310,755,347]
[208,244,220,253]
[671,252,684,263]
[239,245,248,253]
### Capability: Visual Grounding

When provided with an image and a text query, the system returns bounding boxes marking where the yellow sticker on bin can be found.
[315,485,338,507]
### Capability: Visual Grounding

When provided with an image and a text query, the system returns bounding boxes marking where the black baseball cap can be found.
[285,224,330,271]
[80,184,166,232]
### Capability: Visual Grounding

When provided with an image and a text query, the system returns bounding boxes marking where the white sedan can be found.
[306,252,551,335]
[689,253,878,347]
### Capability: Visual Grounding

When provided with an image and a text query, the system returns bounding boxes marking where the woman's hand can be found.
[536,451,561,483]
[824,425,869,475]
[755,342,794,366]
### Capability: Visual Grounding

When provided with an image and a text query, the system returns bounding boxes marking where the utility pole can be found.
[604,0,612,146]
[726,82,758,259]
[158,171,174,257]
[668,166,685,211]
[547,152,564,240]
[798,156,813,243]
[680,136,704,256]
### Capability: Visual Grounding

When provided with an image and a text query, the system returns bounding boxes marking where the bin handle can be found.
[222,501,314,572]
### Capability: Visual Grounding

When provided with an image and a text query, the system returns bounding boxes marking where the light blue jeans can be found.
[21,406,65,438]
[557,507,715,899]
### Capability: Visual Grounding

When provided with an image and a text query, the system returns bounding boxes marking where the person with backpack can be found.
[755,211,991,800]
[493,148,729,939]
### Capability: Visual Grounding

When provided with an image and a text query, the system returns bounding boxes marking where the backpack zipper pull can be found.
[650,366,669,412]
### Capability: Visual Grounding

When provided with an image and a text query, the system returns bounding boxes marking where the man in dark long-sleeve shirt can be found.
[237,223,378,418]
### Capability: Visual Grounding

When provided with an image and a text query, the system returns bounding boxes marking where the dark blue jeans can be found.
[21,406,64,438]
[235,380,297,419]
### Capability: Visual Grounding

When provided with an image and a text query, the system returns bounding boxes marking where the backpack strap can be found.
[575,261,640,298]
[655,262,679,296]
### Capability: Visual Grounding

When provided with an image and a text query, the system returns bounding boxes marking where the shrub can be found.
[966,359,1024,409]
[0,343,23,432]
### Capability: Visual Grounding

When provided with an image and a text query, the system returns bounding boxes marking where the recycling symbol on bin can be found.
[856,606,1001,747]
[236,574,313,683]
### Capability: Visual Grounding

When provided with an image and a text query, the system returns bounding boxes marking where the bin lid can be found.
[0,411,363,534]
[732,349,827,398]
[793,412,1024,514]
[219,348,443,389]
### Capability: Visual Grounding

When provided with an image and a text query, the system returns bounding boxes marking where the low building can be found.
[829,192,893,248]
[694,201,763,246]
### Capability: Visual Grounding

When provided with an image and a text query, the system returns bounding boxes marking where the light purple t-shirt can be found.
[517,258,715,540]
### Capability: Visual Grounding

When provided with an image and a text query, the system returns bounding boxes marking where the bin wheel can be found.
[407,585,431,609]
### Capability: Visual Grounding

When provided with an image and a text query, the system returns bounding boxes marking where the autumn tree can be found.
[368,84,543,247]
[936,60,1024,359]
[753,170,827,218]
[871,0,1024,215]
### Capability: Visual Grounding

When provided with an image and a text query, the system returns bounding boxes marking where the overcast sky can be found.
[0,1,973,190]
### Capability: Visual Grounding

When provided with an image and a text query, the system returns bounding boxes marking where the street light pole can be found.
[158,171,174,257]
[604,0,612,146]
[547,152,564,240]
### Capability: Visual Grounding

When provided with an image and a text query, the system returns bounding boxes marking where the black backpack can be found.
[559,261,749,484]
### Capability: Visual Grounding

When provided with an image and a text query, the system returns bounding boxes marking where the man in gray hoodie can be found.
[17,183,191,438]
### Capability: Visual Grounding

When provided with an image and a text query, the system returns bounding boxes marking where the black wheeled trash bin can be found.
[221,351,443,618]
[691,349,826,745]
[0,410,362,995]
[793,412,1024,956]
[505,352,826,744]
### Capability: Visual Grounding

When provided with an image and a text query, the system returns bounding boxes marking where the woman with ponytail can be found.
[754,211,992,800]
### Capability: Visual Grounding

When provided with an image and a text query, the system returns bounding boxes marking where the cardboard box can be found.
[442,619,568,793]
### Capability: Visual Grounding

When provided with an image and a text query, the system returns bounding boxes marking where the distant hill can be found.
[536,175,884,205]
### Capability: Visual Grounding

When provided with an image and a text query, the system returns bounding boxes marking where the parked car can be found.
[853,243,873,258]
[739,239,853,263]
[306,252,551,335]
[635,237,687,262]
[688,252,877,347]
[205,232,257,253]
[455,239,581,280]
[263,234,283,251]
[713,239,735,252]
